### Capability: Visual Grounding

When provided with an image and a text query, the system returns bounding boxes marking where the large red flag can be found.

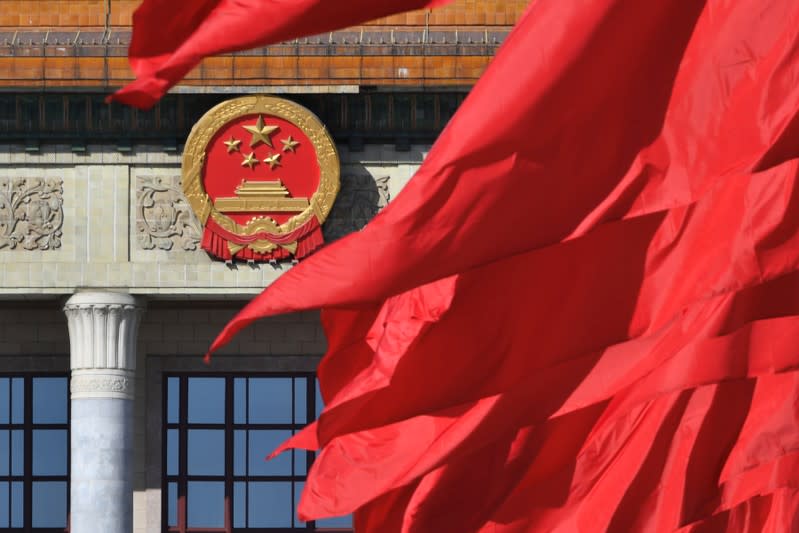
[123,0,799,530]
[109,0,449,109]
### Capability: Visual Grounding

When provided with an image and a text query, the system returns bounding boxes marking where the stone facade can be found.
[0,140,424,532]
[0,299,328,532]
[0,143,425,295]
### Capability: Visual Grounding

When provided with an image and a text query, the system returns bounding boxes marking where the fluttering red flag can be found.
[108,0,449,109]
[122,0,799,530]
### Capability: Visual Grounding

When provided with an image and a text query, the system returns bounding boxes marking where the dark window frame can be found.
[0,373,70,533]
[162,372,351,533]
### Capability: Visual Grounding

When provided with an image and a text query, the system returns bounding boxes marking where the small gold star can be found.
[281,136,300,152]
[243,115,279,148]
[264,153,282,169]
[223,137,241,153]
[241,152,259,169]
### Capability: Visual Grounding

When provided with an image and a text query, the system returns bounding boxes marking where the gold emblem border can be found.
[181,95,340,238]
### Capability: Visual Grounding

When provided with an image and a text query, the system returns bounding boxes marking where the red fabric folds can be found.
[201,216,323,261]
[123,0,799,529]
[109,0,450,109]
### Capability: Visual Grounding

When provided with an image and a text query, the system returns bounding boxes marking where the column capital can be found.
[64,291,144,400]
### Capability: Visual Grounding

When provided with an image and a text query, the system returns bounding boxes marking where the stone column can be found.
[64,292,144,533]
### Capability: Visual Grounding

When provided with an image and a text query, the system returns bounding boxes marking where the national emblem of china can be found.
[181,96,340,262]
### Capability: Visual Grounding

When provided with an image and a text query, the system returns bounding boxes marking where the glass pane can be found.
[248,378,292,424]
[136,107,157,130]
[234,378,246,424]
[294,449,306,476]
[393,94,412,130]
[322,95,343,130]
[159,98,179,131]
[187,481,224,528]
[18,95,39,130]
[0,431,7,476]
[68,95,88,132]
[234,481,246,528]
[415,94,436,130]
[248,482,292,527]
[0,378,8,423]
[0,95,14,132]
[348,95,366,129]
[317,513,355,529]
[439,93,462,127]
[110,104,133,132]
[32,481,67,528]
[10,482,22,528]
[188,377,225,423]
[10,431,23,476]
[166,377,179,424]
[43,95,64,132]
[315,379,324,419]
[167,482,177,527]
[10,379,23,424]
[166,429,178,476]
[371,94,390,130]
[293,482,306,528]
[187,429,224,476]
[32,429,67,476]
[234,430,245,476]
[294,377,307,424]
[249,430,291,476]
[32,377,68,423]
[91,97,110,130]
[0,482,7,529]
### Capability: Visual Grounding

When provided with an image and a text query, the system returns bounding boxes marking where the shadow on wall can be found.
[322,163,390,243]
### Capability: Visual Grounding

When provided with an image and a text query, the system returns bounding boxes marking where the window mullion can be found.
[178,376,188,533]
[23,376,32,533]
[225,376,234,533]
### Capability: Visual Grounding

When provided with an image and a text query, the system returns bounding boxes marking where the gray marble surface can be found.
[71,398,133,533]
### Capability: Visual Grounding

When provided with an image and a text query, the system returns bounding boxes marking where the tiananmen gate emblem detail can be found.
[181,95,340,262]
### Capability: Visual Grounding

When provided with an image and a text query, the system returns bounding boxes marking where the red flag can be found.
[124,0,799,529]
[109,0,449,109]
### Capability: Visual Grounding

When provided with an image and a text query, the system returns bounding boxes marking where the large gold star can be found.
[243,115,279,148]
[264,153,282,170]
[223,137,241,153]
[281,136,300,153]
[241,152,259,169]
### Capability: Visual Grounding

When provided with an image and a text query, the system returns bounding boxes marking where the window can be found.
[392,94,412,131]
[0,375,70,531]
[17,96,40,131]
[90,97,111,131]
[0,95,15,133]
[414,94,437,130]
[164,374,352,532]
[370,94,390,130]
[66,96,88,133]
[345,96,366,130]
[42,96,65,132]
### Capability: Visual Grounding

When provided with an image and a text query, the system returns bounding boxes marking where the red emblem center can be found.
[203,114,320,227]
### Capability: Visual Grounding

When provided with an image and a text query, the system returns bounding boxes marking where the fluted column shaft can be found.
[64,292,143,533]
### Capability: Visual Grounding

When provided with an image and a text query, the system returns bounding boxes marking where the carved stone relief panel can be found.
[0,177,64,250]
[136,175,202,251]
[323,174,390,241]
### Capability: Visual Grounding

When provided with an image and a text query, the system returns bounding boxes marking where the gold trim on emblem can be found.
[181,95,340,243]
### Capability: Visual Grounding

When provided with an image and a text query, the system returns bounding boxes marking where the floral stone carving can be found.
[136,175,202,251]
[0,177,64,250]
[323,174,390,241]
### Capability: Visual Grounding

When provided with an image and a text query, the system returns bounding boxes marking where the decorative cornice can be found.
[70,368,133,400]
[0,28,509,57]
[63,292,144,380]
